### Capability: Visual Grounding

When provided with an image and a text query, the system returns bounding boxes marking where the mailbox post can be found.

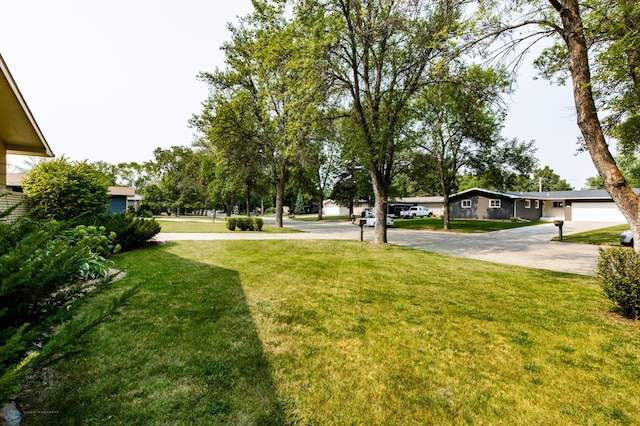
[358,218,367,241]
[554,220,564,241]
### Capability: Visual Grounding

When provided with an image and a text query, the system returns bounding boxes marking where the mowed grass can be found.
[156,218,301,233]
[553,223,629,246]
[19,241,640,425]
[395,217,545,232]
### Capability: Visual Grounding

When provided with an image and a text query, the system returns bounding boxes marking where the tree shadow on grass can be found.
[18,243,287,425]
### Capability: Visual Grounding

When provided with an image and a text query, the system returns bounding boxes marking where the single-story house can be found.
[108,186,136,213]
[390,196,445,216]
[324,195,446,218]
[323,199,373,217]
[1,54,54,219]
[449,187,637,222]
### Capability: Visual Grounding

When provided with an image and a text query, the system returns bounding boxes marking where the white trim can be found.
[489,199,501,208]
[461,199,471,208]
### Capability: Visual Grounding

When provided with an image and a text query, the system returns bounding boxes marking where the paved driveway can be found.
[157,218,624,276]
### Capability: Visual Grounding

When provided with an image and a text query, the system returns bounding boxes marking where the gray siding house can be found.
[449,187,636,222]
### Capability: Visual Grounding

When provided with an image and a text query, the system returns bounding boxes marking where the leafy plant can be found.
[21,158,111,221]
[597,247,640,319]
[236,218,250,231]
[95,213,160,251]
[225,218,236,231]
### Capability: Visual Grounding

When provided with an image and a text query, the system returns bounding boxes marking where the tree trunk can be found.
[275,179,286,228]
[245,187,251,217]
[551,0,640,250]
[370,166,388,244]
[443,194,451,230]
[317,191,324,221]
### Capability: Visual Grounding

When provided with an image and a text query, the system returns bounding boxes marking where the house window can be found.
[489,199,501,208]
[553,201,564,208]
[524,200,531,209]
[535,200,539,209]
[461,199,471,208]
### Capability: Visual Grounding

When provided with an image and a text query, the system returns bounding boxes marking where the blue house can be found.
[108,186,135,213]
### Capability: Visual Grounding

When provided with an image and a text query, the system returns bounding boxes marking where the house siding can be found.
[108,195,128,213]
[0,191,28,221]
[515,199,542,221]
[0,139,6,189]
[450,195,514,220]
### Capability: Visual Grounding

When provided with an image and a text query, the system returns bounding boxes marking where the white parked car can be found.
[400,206,433,219]
[365,213,394,227]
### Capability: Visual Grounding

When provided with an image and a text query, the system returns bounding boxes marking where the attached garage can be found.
[571,201,626,222]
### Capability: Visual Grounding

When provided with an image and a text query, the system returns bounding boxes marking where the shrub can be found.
[96,213,161,251]
[0,209,127,404]
[597,247,640,319]
[21,158,110,221]
[253,217,264,231]
[264,207,276,214]
[236,218,250,231]
[226,218,236,231]
[127,203,153,218]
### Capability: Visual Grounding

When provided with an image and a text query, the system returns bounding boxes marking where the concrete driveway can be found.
[157,218,624,276]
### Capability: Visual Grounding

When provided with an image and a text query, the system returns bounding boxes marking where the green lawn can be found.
[553,223,629,246]
[18,241,640,424]
[394,217,545,232]
[155,218,301,233]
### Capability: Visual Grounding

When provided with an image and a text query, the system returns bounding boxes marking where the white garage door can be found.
[571,202,626,222]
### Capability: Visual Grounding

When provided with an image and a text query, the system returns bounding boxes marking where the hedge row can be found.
[226,217,264,231]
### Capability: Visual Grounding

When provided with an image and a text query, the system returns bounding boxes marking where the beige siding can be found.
[1,191,28,221]
[0,139,6,189]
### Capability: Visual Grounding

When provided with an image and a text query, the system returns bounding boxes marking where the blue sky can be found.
[1,0,598,187]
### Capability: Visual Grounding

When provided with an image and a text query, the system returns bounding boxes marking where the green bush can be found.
[0,215,121,404]
[237,218,250,231]
[597,247,640,319]
[96,213,161,251]
[21,158,110,221]
[127,203,153,218]
[225,217,263,232]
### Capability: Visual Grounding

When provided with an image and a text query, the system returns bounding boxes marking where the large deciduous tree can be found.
[479,0,640,250]
[409,64,536,229]
[303,0,465,243]
[145,146,207,216]
[196,0,325,228]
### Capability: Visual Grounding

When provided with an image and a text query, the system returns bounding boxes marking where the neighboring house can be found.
[449,187,636,222]
[323,199,373,217]
[391,196,445,216]
[108,186,136,213]
[1,54,54,219]
[323,196,445,218]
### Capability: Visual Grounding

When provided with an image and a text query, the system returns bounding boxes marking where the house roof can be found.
[0,54,53,157]
[450,187,522,200]
[505,189,640,200]
[391,196,444,204]
[452,187,640,202]
[108,186,136,197]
